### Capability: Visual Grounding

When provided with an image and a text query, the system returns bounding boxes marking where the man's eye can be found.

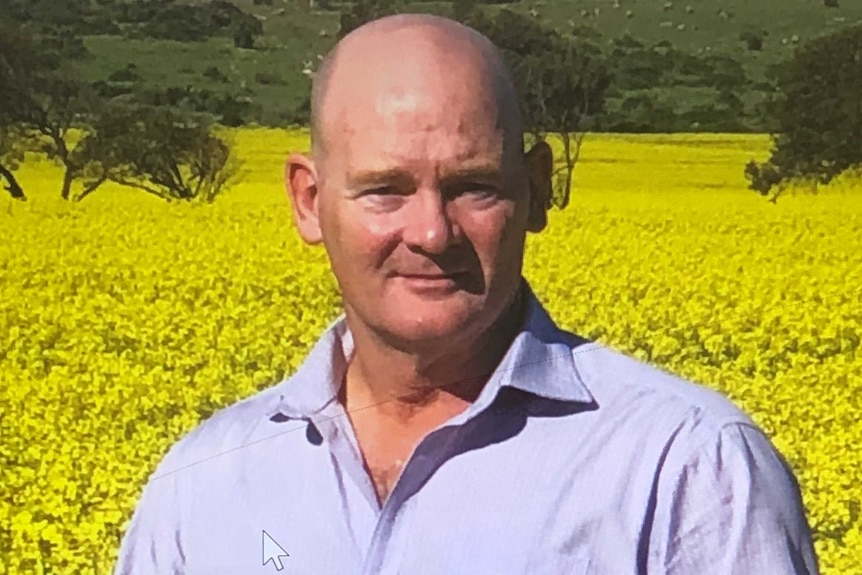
[365,186,396,195]
[361,188,405,210]
[457,184,498,199]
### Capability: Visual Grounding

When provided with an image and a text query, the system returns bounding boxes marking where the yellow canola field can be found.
[1,129,860,574]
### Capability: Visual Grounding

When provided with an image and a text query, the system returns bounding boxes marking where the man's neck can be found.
[339,287,526,426]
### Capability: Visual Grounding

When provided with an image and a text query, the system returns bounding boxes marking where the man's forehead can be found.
[328,61,507,156]
[328,45,498,119]
[336,101,506,170]
[312,16,522,175]
[346,85,503,136]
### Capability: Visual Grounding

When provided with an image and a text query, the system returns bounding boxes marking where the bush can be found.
[141,5,211,42]
[740,31,764,51]
[134,1,263,44]
[254,71,284,85]
[203,66,229,83]
[745,23,862,200]
[83,105,240,202]
[107,64,142,84]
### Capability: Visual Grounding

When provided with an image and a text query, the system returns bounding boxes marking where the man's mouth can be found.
[399,272,466,279]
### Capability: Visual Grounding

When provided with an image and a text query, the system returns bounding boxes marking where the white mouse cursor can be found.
[262,530,289,571]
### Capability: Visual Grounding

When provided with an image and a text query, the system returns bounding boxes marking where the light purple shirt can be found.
[114,279,819,575]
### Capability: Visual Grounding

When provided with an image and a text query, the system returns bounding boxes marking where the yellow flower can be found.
[2,129,860,574]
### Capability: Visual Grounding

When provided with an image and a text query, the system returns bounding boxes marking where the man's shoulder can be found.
[570,339,757,434]
[152,380,292,477]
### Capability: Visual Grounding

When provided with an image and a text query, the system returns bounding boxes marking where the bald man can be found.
[114,14,819,575]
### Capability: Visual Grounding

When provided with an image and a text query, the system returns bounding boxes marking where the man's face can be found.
[305,43,540,349]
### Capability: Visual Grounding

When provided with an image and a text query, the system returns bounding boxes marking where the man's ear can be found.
[524,139,553,233]
[285,153,324,245]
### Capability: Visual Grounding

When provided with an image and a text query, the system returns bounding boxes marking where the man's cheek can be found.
[365,219,389,238]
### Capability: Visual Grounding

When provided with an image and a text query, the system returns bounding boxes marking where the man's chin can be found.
[382,307,477,346]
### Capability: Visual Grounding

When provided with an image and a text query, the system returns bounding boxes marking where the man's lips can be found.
[399,272,466,279]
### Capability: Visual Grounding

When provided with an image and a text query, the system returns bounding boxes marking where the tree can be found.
[463,9,610,209]
[338,0,404,40]
[452,0,481,23]
[0,25,98,201]
[204,0,264,49]
[0,26,104,200]
[141,4,211,42]
[606,37,669,92]
[602,92,678,133]
[233,17,259,49]
[134,1,263,45]
[0,25,242,203]
[0,124,33,200]
[740,30,764,52]
[745,24,862,202]
[0,27,39,200]
[86,106,241,203]
[333,6,609,209]
[514,39,609,209]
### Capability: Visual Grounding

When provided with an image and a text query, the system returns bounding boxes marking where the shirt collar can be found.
[264,278,595,420]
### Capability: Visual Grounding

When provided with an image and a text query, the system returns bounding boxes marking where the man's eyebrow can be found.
[346,166,503,189]
[347,165,503,194]
[439,166,503,185]
[346,168,413,189]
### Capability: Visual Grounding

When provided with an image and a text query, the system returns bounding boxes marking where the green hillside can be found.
[12,0,862,129]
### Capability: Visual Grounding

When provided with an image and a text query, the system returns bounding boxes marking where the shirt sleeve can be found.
[648,421,820,575]
[113,456,186,575]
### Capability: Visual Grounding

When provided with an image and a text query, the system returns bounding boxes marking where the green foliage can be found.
[90,63,143,99]
[745,24,862,201]
[0,124,35,200]
[140,5,213,42]
[131,1,263,45]
[289,97,312,127]
[232,15,262,49]
[0,26,43,202]
[0,0,115,49]
[0,24,104,199]
[337,0,405,39]
[740,30,765,52]
[111,0,176,25]
[78,105,240,203]
[203,66,230,84]
[255,71,285,86]
[597,35,755,132]
[455,7,610,209]
[133,85,257,127]
[0,24,242,203]
[5,0,862,133]
[107,64,142,84]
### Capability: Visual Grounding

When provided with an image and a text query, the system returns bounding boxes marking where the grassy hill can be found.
[61,0,862,128]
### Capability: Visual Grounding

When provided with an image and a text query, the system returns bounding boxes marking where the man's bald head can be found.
[309,14,522,168]
[285,13,553,363]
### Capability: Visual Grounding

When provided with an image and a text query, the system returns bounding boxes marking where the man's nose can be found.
[402,189,459,254]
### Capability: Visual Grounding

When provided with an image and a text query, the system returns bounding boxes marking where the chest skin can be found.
[367,457,406,505]
[346,401,446,507]
[339,376,484,507]
[353,420,417,507]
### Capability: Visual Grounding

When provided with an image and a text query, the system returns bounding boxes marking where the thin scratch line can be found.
[147,290,858,481]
